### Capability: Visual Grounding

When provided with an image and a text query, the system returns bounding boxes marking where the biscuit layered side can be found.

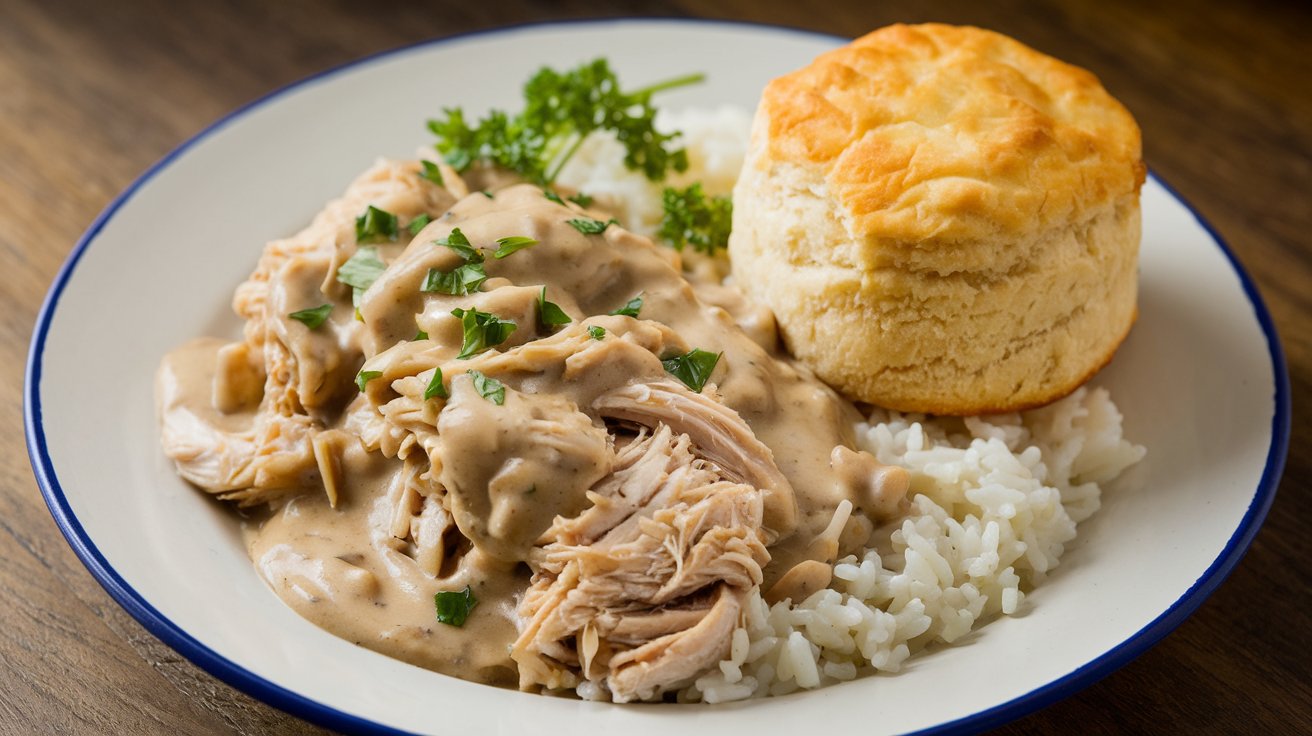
[730,23,1145,414]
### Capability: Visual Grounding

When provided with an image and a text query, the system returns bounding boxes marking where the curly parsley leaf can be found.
[337,246,387,307]
[659,183,733,255]
[609,294,643,318]
[543,190,564,205]
[537,287,571,330]
[468,370,505,405]
[434,585,478,626]
[661,348,721,393]
[355,205,399,244]
[588,325,606,340]
[567,217,618,235]
[493,236,537,259]
[427,58,702,186]
[288,303,333,329]
[567,192,594,208]
[452,307,516,359]
[355,370,383,392]
[423,367,448,400]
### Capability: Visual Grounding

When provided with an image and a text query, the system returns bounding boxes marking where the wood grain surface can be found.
[2,0,1308,733]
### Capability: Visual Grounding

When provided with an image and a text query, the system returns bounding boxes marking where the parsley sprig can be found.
[427,58,703,186]
[659,183,733,255]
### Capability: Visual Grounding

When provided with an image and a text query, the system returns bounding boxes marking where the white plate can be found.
[25,19,1289,736]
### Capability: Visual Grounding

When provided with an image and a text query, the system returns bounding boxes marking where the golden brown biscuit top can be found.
[759,23,1145,244]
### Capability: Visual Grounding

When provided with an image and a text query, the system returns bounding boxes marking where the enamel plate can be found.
[25,19,1289,736]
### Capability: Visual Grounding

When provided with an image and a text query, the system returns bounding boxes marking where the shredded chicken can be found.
[514,425,770,701]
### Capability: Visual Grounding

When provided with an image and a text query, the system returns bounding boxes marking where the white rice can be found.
[686,386,1145,702]
[555,108,1146,702]
[553,106,752,236]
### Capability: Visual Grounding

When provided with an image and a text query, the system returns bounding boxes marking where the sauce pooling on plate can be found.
[156,160,908,701]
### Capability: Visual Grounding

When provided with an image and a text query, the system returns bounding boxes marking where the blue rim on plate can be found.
[23,17,1291,736]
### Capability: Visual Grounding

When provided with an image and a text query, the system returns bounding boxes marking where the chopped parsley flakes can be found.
[467,370,505,405]
[288,303,333,329]
[434,585,478,626]
[355,205,399,243]
[452,307,516,359]
[661,348,721,393]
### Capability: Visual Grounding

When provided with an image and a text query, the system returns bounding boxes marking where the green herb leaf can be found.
[658,183,733,255]
[423,262,487,295]
[426,59,701,186]
[435,227,482,262]
[434,585,478,626]
[467,370,505,405]
[414,330,429,341]
[609,294,643,318]
[661,348,721,393]
[408,213,432,236]
[419,159,445,186]
[337,246,387,307]
[355,205,399,243]
[537,287,571,330]
[355,370,383,392]
[493,236,537,259]
[588,325,606,340]
[288,303,333,329]
[481,190,495,199]
[452,307,516,359]
[423,367,448,400]
[544,190,564,205]
[567,217,618,235]
[567,192,594,207]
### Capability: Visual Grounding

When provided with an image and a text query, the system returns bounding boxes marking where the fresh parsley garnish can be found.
[427,58,702,186]
[288,303,333,329]
[423,262,487,295]
[434,585,478,626]
[537,287,571,330]
[568,192,594,207]
[414,330,429,341]
[567,217,618,235]
[435,227,482,262]
[588,325,606,340]
[452,307,516,359]
[543,190,564,205]
[493,236,537,259]
[337,246,387,307]
[355,205,399,243]
[659,183,733,255]
[408,213,432,236]
[481,190,495,199]
[467,370,505,405]
[423,368,448,400]
[355,369,383,392]
[661,348,721,393]
[609,294,643,318]
[419,159,444,186]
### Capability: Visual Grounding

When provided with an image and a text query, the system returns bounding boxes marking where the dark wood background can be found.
[1,0,1308,733]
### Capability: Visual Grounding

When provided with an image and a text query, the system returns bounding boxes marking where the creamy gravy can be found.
[157,161,906,695]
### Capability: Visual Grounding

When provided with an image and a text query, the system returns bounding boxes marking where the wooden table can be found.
[2,0,1308,733]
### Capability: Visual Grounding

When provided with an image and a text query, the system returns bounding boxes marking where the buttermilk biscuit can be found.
[729,23,1144,414]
